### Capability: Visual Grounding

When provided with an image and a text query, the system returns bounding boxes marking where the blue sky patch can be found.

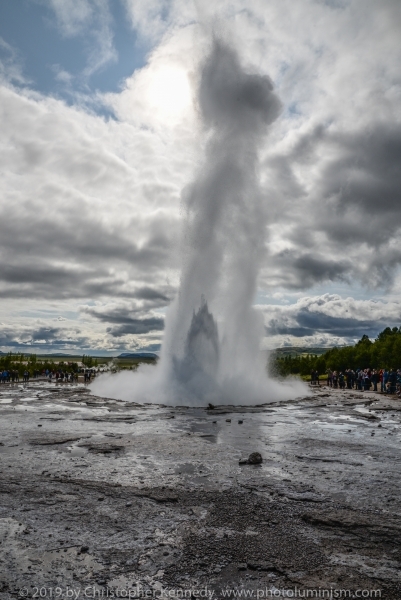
[0,0,147,101]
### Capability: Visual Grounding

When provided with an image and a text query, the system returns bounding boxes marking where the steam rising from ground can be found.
[91,39,306,405]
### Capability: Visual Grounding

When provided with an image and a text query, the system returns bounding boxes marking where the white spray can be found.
[91,39,306,405]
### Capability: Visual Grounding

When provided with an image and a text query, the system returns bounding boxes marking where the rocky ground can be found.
[0,381,400,599]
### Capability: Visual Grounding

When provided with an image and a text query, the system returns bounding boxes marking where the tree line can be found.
[272,326,401,377]
[81,354,98,368]
[0,352,79,376]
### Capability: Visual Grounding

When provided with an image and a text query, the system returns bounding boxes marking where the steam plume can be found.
[91,39,306,405]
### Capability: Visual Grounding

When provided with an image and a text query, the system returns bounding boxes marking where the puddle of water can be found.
[197,433,217,443]
[174,462,196,474]
[14,405,39,412]
[311,419,367,430]
[66,443,88,457]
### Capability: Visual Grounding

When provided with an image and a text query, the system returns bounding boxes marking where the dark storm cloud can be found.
[81,302,165,337]
[0,212,178,300]
[0,212,176,265]
[133,287,170,301]
[24,280,155,302]
[0,264,84,287]
[317,126,401,248]
[264,297,401,340]
[294,123,401,236]
[293,254,350,284]
[267,311,379,339]
[106,317,164,337]
[29,326,62,341]
[263,121,401,290]
[0,264,126,300]
[268,250,351,290]
[0,325,91,349]
[83,307,164,327]
[0,325,62,346]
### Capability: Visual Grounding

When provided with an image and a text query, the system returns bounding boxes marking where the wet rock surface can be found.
[0,382,401,598]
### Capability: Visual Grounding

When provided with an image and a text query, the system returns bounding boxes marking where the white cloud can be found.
[123,0,171,42]
[47,0,117,77]
[47,0,94,37]
[52,65,73,84]
[0,36,29,85]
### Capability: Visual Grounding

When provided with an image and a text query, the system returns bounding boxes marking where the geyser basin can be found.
[1,383,400,594]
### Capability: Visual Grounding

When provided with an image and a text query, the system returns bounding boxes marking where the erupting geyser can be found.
[91,38,306,405]
[172,299,220,402]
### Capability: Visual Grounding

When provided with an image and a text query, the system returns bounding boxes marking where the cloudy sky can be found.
[0,0,400,355]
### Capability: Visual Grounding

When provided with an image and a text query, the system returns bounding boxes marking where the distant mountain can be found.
[117,352,158,359]
[39,353,76,357]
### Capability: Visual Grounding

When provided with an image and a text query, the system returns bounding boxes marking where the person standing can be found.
[389,368,397,394]
[371,369,379,392]
[357,370,363,390]
[383,369,389,393]
[363,370,370,391]
[326,369,333,387]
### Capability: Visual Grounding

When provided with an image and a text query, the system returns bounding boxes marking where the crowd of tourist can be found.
[0,369,22,383]
[46,370,79,383]
[310,368,401,394]
[0,369,95,384]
